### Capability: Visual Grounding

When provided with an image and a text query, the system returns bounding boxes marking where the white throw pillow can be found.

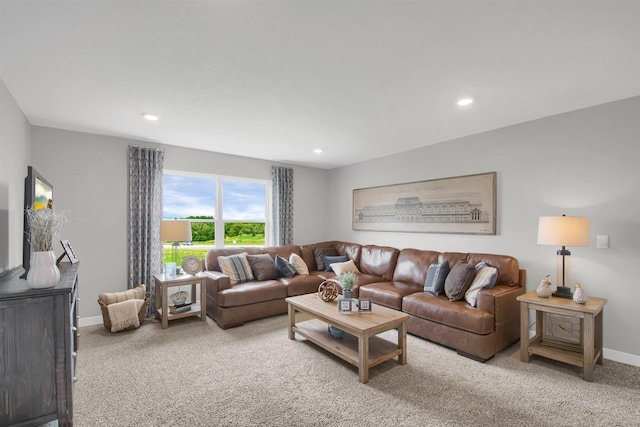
[289,253,309,275]
[464,262,498,307]
[331,259,360,276]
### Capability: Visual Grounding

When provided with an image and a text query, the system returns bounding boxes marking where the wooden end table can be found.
[517,290,607,381]
[286,293,409,384]
[153,273,207,329]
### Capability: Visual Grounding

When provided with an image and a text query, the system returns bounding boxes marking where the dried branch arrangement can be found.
[25,206,67,252]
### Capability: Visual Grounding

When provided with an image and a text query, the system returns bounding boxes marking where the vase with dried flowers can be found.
[25,206,66,288]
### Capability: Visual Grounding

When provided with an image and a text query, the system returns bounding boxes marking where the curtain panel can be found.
[272,166,294,246]
[128,145,164,315]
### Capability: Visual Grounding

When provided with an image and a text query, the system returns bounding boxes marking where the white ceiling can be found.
[1,1,639,169]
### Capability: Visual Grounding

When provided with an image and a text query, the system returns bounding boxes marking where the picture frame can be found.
[353,172,496,235]
[58,240,79,264]
[338,298,352,313]
[358,298,372,312]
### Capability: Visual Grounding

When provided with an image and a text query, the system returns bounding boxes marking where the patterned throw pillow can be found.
[423,261,450,296]
[289,253,309,275]
[444,261,477,301]
[464,262,499,307]
[275,255,297,278]
[217,253,254,285]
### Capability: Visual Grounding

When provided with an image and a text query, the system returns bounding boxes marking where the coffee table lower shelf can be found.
[293,319,402,370]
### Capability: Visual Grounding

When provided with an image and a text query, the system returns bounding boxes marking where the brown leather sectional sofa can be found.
[202,241,526,361]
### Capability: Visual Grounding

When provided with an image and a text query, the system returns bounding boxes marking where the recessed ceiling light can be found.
[313,148,323,154]
[142,113,159,121]
[457,98,474,106]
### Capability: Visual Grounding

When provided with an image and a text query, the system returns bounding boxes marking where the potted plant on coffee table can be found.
[338,271,357,299]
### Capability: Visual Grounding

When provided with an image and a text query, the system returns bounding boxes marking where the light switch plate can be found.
[596,235,609,249]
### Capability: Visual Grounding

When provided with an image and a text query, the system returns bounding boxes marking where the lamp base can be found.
[552,286,573,299]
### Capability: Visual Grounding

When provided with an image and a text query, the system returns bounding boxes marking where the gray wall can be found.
[0,79,30,271]
[328,96,640,358]
[30,127,329,318]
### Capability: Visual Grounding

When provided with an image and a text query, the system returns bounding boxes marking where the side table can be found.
[153,273,207,329]
[517,290,607,381]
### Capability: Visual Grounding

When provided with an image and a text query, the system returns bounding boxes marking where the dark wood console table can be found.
[0,262,79,426]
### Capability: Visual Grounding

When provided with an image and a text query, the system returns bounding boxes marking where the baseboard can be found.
[79,316,104,327]
[529,328,639,368]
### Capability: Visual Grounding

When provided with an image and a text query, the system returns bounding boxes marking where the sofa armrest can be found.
[477,284,525,324]
[202,270,232,295]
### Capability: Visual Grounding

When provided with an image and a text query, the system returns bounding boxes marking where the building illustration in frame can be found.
[353,172,496,235]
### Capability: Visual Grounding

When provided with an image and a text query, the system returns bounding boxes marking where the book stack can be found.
[169,302,192,314]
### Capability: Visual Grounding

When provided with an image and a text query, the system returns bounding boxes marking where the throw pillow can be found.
[217,253,255,285]
[423,261,450,296]
[289,253,309,275]
[464,262,499,307]
[444,261,477,301]
[313,247,337,271]
[331,259,360,276]
[275,255,297,278]
[246,254,280,281]
[323,255,349,272]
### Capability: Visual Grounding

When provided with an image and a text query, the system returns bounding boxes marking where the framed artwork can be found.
[358,298,372,312]
[58,240,79,264]
[338,298,352,313]
[353,172,496,235]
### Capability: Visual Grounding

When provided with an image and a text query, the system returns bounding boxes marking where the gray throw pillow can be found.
[324,255,349,272]
[423,261,450,295]
[275,255,297,278]
[246,254,279,281]
[444,261,477,301]
[313,247,337,271]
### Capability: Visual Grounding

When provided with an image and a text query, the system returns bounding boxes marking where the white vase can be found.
[27,250,61,288]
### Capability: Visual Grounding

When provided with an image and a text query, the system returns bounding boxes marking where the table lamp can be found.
[160,220,192,265]
[537,215,590,298]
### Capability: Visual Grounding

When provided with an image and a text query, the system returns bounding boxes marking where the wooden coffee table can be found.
[286,293,409,384]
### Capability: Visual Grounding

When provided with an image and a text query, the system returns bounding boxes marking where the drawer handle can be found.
[73,352,77,359]
[73,376,78,383]
[72,326,77,332]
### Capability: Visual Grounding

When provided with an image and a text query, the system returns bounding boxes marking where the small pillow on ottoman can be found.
[423,261,450,296]
[275,255,297,278]
[247,254,280,281]
[444,261,477,301]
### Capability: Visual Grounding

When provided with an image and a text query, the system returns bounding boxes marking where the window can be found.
[162,171,270,264]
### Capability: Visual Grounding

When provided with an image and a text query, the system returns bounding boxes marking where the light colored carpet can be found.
[74,315,640,426]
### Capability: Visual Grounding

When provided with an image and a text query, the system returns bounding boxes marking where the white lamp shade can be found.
[537,216,590,247]
[160,220,192,242]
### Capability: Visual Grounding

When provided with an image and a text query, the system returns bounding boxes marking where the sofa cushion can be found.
[247,254,280,281]
[444,261,476,301]
[359,281,423,310]
[218,253,255,284]
[314,247,337,271]
[205,247,263,272]
[465,262,498,307]
[393,248,441,285]
[423,261,450,296]
[275,255,297,278]
[324,255,349,271]
[402,292,494,335]
[289,253,309,275]
[359,245,399,281]
[334,242,362,266]
[278,275,324,297]
[217,280,287,307]
[331,259,360,276]
[467,253,520,286]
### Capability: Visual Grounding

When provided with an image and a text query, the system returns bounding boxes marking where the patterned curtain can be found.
[128,145,164,316]
[272,166,294,245]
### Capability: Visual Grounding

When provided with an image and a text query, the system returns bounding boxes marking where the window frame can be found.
[163,169,272,248]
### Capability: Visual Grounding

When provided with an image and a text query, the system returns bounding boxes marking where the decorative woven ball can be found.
[318,281,339,302]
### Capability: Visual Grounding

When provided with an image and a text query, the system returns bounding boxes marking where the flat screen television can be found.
[22,166,53,278]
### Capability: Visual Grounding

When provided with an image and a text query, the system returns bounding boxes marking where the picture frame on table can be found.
[338,298,352,313]
[358,298,372,312]
[57,240,79,264]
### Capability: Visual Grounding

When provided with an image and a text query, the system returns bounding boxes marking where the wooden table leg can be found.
[199,279,206,322]
[520,302,530,362]
[287,304,295,340]
[398,320,407,365]
[162,282,169,329]
[583,313,595,382]
[358,332,370,384]
[596,311,604,365]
